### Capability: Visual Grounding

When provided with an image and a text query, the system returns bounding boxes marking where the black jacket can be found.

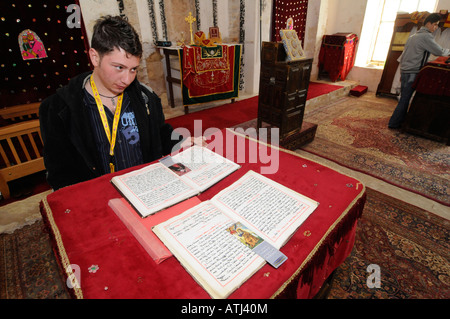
[39,71,182,190]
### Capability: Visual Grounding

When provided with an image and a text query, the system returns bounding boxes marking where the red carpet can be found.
[166,97,258,136]
[167,81,342,135]
[307,81,343,99]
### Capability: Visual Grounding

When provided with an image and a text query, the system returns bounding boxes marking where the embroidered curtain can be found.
[271,0,308,43]
[0,0,91,107]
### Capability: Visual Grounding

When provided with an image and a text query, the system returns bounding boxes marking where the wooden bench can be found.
[0,119,45,199]
[0,102,40,123]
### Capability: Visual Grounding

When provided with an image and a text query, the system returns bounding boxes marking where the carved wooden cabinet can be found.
[257,42,313,139]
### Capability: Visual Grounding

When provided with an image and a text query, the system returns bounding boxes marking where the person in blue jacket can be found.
[388,13,450,129]
[40,15,186,190]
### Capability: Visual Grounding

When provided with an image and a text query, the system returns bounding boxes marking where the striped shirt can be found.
[83,89,144,175]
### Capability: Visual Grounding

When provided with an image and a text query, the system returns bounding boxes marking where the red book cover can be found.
[108,196,202,264]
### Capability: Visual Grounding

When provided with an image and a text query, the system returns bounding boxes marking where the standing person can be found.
[388,13,450,129]
[40,15,187,190]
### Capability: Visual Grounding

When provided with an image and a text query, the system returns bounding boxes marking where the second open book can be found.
[153,170,318,299]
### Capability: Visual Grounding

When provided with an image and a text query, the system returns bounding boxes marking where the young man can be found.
[388,13,450,129]
[40,16,185,190]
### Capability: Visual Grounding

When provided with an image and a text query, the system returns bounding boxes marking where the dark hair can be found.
[91,15,142,58]
[424,13,441,26]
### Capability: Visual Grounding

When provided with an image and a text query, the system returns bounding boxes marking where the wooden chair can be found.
[0,102,40,123]
[0,119,45,199]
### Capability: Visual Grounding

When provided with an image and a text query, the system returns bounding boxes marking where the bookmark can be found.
[226,222,288,268]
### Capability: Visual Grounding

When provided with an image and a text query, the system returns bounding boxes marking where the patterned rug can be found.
[236,93,449,206]
[302,94,449,206]
[0,220,70,299]
[1,188,448,299]
[328,188,449,299]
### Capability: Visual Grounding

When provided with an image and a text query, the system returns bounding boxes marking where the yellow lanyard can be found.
[90,76,123,173]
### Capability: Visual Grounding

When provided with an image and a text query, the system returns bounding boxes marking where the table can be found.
[40,129,366,299]
[158,44,241,114]
[403,56,450,145]
[318,33,358,82]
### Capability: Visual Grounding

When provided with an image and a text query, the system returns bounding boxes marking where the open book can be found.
[111,146,240,218]
[153,170,319,299]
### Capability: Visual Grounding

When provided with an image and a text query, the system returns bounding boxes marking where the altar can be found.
[158,44,242,114]
[157,12,242,113]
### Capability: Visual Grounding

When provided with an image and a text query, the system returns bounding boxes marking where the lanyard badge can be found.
[90,76,123,173]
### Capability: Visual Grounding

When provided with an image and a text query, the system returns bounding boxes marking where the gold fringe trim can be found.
[419,64,450,72]
[42,197,84,299]
[270,189,364,299]
[226,129,366,299]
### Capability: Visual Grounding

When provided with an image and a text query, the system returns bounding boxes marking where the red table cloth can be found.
[318,33,358,82]
[413,56,450,97]
[40,129,366,299]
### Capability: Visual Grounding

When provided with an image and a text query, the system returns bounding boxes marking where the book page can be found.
[111,163,198,217]
[212,170,319,248]
[170,146,240,191]
[152,201,265,299]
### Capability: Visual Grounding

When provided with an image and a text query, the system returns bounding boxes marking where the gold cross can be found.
[185,12,196,45]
